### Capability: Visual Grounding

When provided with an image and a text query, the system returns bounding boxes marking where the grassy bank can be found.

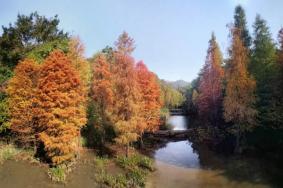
[0,143,20,163]
[95,153,154,188]
[0,142,39,164]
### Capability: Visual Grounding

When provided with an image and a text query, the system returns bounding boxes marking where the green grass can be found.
[94,156,109,170]
[95,170,128,188]
[80,136,88,147]
[0,144,21,164]
[116,154,154,187]
[116,153,154,171]
[94,154,154,187]
[48,165,66,183]
[94,156,128,188]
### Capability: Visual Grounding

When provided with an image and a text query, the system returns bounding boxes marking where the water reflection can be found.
[154,141,200,168]
[155,115,198,168]
[149,115,279,188]
[167,115,188,130]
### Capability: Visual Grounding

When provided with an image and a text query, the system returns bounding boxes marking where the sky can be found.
[1,0,283,82]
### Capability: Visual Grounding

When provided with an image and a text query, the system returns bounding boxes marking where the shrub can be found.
[0,144,20,163]
[94,154,154,187]
[94,157,109,170]
[116,154,154,171]
[48,166,66,182]
[127,167,147,187]
[95,171,127,188]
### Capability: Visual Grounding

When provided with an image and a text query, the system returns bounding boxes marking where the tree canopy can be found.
[0,12,68,67]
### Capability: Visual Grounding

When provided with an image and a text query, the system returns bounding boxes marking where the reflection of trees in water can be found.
[190,141,283,187]
[190,142,226,170]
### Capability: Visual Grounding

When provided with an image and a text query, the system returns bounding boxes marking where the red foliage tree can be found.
[91,53,114,144]
[197,33,224,126]
[135,61,162,140]
[92,54,113,114]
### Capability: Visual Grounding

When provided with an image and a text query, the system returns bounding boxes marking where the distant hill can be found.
[166,80,190,90]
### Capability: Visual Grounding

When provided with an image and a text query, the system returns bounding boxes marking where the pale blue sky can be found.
[1,0,283,81]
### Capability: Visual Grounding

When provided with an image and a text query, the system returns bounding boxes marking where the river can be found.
[0,115,281,188]
[146,115,280,188]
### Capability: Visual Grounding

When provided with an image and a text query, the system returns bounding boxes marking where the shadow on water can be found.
[192,143,283,188]
[147,115,283,188]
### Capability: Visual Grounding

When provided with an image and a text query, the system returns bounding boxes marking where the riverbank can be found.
[0,142,154,188]
[146,160,270,188]
[1,115,283,188]
[143,115,283,188]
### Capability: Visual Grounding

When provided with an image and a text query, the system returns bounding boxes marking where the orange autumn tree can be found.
[135,61,161,144]
[92,54,113,115]
[91,53,113,144]
[114,31,135,55]
[67,37,91,95]
[111,53,141,157]
[67,38,91,147]
[37,50,86,165]
[197,33,224,126]
[7,59,40,146]
[223,28,257,153]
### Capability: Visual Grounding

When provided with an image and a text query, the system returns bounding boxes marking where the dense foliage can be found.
[7,59,40,145]
[223,28,257,152]
[36,50,86,165]
[135,61,162,134]
[185,5,283,154]
[0,7,282,183]
[0,12,68,68]
[197,33,224,126]
[160,80,185,109]
[0,65,13,133]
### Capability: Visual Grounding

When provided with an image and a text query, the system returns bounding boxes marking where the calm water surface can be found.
[147,115,278,188]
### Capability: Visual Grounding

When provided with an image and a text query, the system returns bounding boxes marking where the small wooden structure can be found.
[145,129,193,140]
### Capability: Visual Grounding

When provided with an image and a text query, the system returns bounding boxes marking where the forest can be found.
[0,4,282,188]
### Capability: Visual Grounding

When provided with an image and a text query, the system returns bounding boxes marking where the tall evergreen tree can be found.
[197,33,224,126]
[0,12,68,68]
[0,65,12,133]
[224,28,257,153]
[234,5,251,48]
[251,15,278,127]
[272,28,283,129]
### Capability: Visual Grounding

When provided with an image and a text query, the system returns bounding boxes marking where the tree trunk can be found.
[234,124,242,154]
[33,139,37,154]
[77,133,81,159]
[126,144,129,158]
[139,134,144,149]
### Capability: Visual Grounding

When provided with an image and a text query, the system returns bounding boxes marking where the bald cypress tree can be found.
[197,33,224,126]
[7,59,40,145]
[37,50,86,165]
[224,28,257,153]
[114,31,135,55]
[111,53,140,157]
